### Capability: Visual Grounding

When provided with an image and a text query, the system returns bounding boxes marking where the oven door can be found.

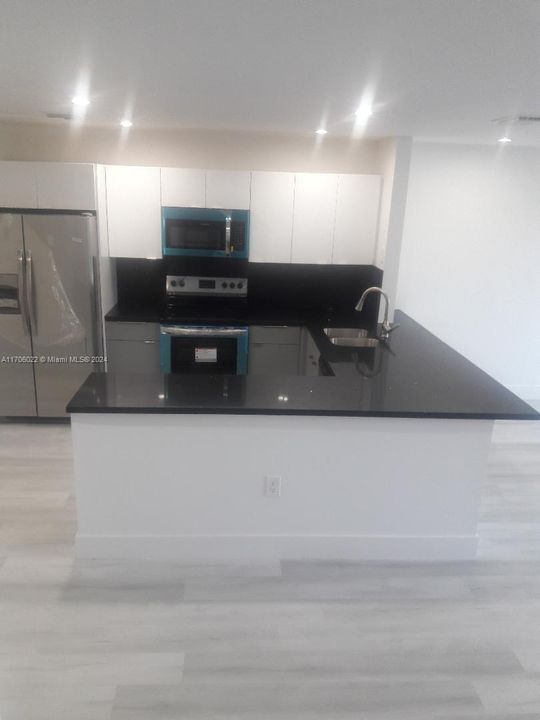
[160,326,249,375]
[162,208,249,259]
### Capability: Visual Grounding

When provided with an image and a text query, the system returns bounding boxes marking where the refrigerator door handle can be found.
[17,249,31,335]
[25,249,37,334]
[225,214,232,256]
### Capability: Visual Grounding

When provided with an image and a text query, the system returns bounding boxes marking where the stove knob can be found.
[237,282,244,290]
[179,279,185,287]
[170,280,177,287]
[222,281,228,289]
[229,282,236,289]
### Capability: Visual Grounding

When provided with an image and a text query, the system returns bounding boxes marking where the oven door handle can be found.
[161,326,248,338]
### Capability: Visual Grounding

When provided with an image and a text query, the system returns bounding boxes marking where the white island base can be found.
[71,414,493,563]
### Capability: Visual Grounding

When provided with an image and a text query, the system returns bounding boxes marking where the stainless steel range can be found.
[161,275,249,375]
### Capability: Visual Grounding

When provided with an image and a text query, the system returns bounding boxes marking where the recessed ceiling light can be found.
[355,103,373,121]
[315,128,328,135]
[71,95,90,107]
[498,136,512,144]
[120,119,133,128]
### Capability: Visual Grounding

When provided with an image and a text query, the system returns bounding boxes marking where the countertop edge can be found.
[66,405,539,420]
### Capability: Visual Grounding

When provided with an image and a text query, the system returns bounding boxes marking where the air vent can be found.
[45,112,73,121]
[492,115,540,125]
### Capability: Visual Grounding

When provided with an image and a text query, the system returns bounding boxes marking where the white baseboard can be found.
[76,534,479,563]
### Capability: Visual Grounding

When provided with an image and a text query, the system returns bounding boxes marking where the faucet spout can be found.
[355,286,398,340]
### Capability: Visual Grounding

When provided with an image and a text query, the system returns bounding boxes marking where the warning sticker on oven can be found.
[195,348,217,363]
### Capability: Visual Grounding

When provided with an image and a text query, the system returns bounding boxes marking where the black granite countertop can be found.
[104,301,370,329]
[69,311,539,420]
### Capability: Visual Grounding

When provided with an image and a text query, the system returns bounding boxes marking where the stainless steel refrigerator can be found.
[0,211,102,417]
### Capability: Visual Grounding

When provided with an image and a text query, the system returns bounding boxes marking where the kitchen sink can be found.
[323,328,380,348]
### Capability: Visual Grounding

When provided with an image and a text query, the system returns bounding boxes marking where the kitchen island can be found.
[68,312,538,562]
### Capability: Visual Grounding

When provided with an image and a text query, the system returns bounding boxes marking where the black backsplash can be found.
[115,257,383,324]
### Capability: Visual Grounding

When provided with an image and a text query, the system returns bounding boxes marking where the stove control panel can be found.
[166,275,248,297]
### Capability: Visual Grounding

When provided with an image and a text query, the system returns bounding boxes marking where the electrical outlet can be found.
[264,475,282,498]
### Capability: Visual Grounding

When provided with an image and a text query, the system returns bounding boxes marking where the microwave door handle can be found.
[17,250,31,335]
[225,215,232,256]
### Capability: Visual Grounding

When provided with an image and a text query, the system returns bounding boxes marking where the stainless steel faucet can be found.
[355,286,398,340]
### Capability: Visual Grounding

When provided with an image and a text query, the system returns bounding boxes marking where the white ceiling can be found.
[1,0,540,144]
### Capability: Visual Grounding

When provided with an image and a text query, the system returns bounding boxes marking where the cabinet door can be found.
[105,166,161,258]
[291,173,338,264]
[35,163,96,210]
[107,339,161,374]
[161,168,205,208]
[332,174,381,264]
[249,171,294,262]
[248,326,301,375]
[299,328,321,376]
[106,322,161,373]
[95,165,109,256]
[205,170,250,209]
[0,161,37,207]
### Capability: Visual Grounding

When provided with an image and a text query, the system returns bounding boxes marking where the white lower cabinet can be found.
[249,171,295,262]
[105,165,161,258]
[291,173,338,264]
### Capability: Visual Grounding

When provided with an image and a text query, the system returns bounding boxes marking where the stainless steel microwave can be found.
[162,207,249,259]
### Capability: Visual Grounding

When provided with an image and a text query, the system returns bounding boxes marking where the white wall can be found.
[0,121,382,174]
[376,137,412,320]
[397,141,540,401]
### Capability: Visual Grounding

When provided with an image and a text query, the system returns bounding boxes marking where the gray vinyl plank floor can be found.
[0,418,539,718]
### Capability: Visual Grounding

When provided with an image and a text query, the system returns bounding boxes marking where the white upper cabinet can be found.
[105,165,161,258]
[249,171,295,263]
[332,174,381,264]
[0,161,95,210]
[291,173,338,264]
[205,170,250,209]
[161,168,205,208]
[0,161,37,207]
[35,163,95,210]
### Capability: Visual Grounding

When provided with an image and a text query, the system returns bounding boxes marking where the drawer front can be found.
[249,326,301,345]
[106,321,161,342]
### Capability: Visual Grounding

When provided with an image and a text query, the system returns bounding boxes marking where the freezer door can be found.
[22,214,101,417]
[0,214,37,416]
